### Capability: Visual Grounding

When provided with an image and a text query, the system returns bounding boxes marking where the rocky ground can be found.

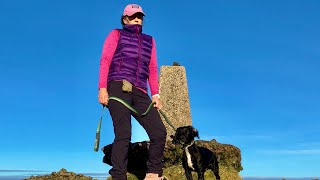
[163,139,243,172]
[24,169,95,180]
[25,139,242,180]
[107,139,243,180]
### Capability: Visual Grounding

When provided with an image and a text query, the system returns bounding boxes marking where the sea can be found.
[0,172,318,180]
[0,172,109,180]
[0,177,318,180]
[243,178,318,180]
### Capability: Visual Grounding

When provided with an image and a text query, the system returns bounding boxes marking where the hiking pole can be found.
[94,105,106,152]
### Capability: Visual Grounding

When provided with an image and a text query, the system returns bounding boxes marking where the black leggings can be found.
[107,81,167,180]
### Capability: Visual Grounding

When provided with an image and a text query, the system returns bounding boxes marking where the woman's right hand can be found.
[98,88,109,106]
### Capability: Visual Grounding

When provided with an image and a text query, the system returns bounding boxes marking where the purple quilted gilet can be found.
[108,24,153,91]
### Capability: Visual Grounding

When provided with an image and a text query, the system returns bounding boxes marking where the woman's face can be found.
[123,13,144,25]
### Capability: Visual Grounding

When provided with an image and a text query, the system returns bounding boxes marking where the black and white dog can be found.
[171,126,220,180]
[101,141,150,179]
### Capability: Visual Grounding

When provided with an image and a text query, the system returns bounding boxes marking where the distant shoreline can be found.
[243,177,319,180]
[0,173,109,180]
[0,175,318,180]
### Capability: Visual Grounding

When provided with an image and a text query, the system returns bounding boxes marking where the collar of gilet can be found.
[123,24,142,34]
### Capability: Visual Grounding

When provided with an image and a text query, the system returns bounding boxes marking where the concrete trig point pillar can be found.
[159,65,192,141]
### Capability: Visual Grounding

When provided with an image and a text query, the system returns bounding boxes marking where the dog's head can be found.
[170,126,199,146]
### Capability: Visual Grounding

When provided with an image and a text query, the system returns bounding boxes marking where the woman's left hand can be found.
[152,96,161,109]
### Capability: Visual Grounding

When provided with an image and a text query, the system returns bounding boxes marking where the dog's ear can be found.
[192,127,199,139]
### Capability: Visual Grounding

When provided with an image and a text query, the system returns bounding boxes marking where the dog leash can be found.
[108,96,176,130]
[108,96,152,116]
[94,96,176,152]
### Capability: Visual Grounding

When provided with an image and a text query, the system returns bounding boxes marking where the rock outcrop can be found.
[164,139,243,172]
[24,168,94,180]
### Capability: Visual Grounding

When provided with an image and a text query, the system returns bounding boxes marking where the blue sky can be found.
[1,0,320,178]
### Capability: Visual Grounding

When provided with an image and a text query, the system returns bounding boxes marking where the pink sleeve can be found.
[148,38,160,96]
[98,29,120,89]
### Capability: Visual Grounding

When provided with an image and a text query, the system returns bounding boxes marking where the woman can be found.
[98,4,167,180]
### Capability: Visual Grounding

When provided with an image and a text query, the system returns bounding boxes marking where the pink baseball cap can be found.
[123,4,145,16]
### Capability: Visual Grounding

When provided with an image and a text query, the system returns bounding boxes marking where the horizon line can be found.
[242,176,319,179]
[0,170,318,179]
[0,170,49,173]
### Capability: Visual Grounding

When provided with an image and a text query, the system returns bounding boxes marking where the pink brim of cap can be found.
[123,4,145,16]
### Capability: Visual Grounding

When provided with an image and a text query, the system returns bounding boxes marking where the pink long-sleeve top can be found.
[98,29,159,96]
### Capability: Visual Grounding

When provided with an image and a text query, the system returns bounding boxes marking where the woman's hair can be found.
[121,15,126,27]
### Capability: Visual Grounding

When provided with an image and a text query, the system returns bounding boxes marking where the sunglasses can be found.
[127,13,144,21]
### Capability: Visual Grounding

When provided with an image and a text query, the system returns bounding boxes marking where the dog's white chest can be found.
[185,144,195,170]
